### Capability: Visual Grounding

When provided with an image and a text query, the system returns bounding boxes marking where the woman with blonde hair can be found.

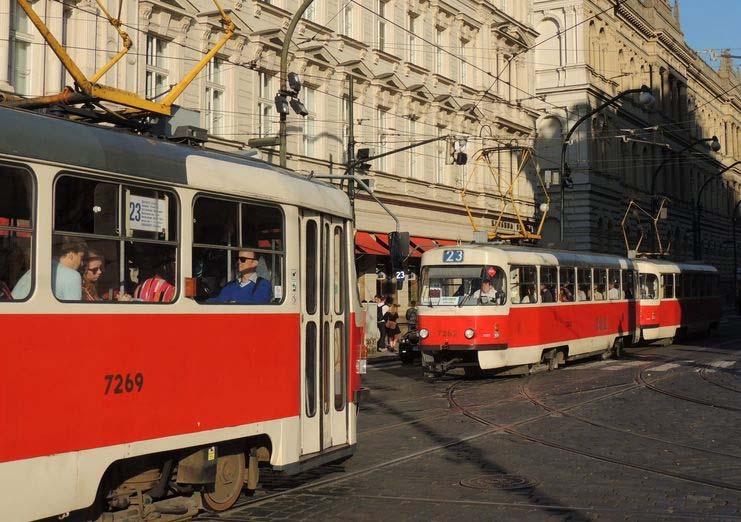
[384,303,401,352]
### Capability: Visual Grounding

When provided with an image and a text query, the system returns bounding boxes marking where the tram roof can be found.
[632,258,718,273]
[0,106,351,218]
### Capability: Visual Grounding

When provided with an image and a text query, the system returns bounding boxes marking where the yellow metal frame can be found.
[461,146,549,241]
[14,0,235,115]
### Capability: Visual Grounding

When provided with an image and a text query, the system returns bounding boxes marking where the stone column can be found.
[0,0,12,90]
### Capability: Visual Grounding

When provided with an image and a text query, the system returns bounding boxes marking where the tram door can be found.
[300,212,349,456]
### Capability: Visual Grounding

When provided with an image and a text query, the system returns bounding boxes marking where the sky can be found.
[678,0,740,69]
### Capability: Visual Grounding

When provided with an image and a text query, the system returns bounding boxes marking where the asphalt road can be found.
[199,316,741,521]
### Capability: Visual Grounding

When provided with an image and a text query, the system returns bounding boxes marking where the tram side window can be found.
[1,165,34,301]
[686,274,695,297]
[593,268,607,301]
[639,273,658,299]
[53,175,179,303]
[509,265,537,304]
[608,269,621,300]
[675,274,683,298]
[622,269,636,299]
[697,275,708,297]
[192,196,284,304]
[661,274,674,299]
[577,268,591,301]
[558,267,575,302]
[539,266,557,303]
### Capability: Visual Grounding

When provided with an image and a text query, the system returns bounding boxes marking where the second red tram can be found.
[417,244,720,377]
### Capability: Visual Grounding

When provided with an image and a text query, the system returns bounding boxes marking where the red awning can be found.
[435,239,459,246]
[410,236,438,253]
[355,232,389,256]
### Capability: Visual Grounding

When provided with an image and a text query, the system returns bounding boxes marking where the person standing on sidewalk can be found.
[374,294,389,352]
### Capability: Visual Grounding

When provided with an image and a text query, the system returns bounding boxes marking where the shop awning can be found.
[410,236,438,254]
[355,231,389,256]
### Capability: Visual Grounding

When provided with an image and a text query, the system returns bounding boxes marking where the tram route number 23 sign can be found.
[127,194,168,234]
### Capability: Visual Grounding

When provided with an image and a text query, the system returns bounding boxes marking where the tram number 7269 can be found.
[104,373,144,395]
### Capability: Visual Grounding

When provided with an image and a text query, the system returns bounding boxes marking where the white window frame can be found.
[204,58,226,136]
[435,127,445,184]
[340,2,353,38]
[407,14,417,63]
[257,71,274,138]
[376,0,387,51]
[460,39,468,84]
[10,3,34,95]
[377,109,387,172]
[303,87,317,157]
[435,27,443,74]
[145,34,170,100]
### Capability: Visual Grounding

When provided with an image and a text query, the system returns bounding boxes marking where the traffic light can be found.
[388,231,410,290]
[356,148,373,171]
[447,137,468,165]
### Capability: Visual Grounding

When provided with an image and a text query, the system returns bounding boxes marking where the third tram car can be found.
[417,244,720,378]
[0,106,366,521]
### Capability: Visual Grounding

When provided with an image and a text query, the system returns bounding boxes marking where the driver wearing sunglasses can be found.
[206,249,272,304]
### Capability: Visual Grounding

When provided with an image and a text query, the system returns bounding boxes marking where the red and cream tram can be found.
[417,244,720,378]
[634,258,720,343]
[0,106,365,520]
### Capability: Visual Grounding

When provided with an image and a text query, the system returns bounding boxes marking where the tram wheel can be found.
[611,337,624,359]
[202,452,245,512]
[464,366,484,379]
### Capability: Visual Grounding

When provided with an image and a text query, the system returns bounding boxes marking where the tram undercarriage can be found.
[72,439,270,521]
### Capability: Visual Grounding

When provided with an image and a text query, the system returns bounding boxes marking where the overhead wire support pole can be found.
[279,0,315,168]
[694,160,741,259]
[347,76,356,209]
[733,199,741,313]
[559,85,653,244]
[350,136,448,168]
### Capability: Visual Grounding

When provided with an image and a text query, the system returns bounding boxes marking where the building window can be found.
[257,72,274,138]
[204,58,225,136]
[407,120,417,179]
[303,87,317,157]
[460,39,468,84]
[407,14,417,63]
[303,1,315,21]
[376,0,386,51]
[340,2,353,37]
[10,3,34,95]
[435,127,445,184]
[435,27,443,74]
[340,94,349,163]
[377,109,387,172]
[145,35,169,100]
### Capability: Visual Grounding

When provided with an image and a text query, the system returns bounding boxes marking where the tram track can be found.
[447,366,741,493]
[194,340,741,519]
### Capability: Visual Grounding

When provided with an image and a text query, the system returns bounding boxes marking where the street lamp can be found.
[278,0,315,168]
[559,85,655,243]
[649,135,721,198]
[733,198,741,312]
[694,160,741,259]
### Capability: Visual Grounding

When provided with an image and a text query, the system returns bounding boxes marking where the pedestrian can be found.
[384,303,401,352]
[405,300,418,331]
[374,294,389,351]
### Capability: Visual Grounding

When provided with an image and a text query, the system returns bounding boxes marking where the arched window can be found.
[535,19,561,68]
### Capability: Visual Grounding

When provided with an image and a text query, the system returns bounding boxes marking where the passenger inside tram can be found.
[206,249,272,304]
[81,250,106,301]
[0,165,34,301]
[19,236,88,301]
[472,279,499,304]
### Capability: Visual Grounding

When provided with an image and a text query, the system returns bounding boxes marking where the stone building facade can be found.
[2,0,542,306]
[532,0,741,301]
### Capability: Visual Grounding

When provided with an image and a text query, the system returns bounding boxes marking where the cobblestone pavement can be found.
[197,321,741,521]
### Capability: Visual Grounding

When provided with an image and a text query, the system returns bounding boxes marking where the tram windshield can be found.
[420,265,506,306]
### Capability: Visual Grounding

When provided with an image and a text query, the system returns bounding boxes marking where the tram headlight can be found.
[464,328,475,339]
[418,328,429,339]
